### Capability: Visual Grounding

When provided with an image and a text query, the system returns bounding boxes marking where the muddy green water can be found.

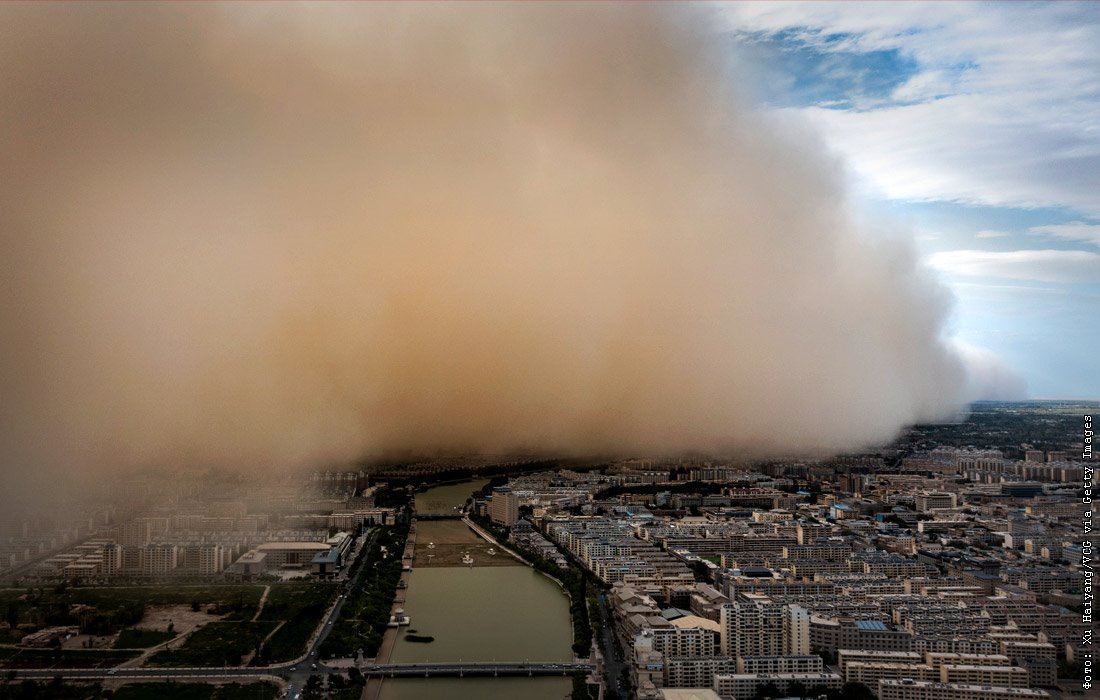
[378,677,572,700]
[379,482,573,700]
[414,479,489,516]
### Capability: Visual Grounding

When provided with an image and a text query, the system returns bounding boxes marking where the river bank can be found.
[369,480,574,700]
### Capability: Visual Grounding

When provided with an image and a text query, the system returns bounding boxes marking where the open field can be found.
[112,629,176,649]
[0,582,334,669]
[252,583,335,663]
[113,683,279,700]
[0,647,140,669]
[136,604,220,639]
[147,621,278,667]
[0,586,265,614]
[145,582,335,667]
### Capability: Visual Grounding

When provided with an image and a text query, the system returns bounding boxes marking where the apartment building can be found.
[719,593,808,657]
[940,664,1029,687]
[811,617,914,653]
[735,656,823,674]
[712,672,842,700]
[877,679,1049,700]
[844,661,937,686]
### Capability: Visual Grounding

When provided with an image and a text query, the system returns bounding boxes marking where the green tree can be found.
[347,668,363,686]
[839,682,877,700]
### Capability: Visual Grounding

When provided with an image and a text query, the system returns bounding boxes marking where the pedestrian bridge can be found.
[361,661,590,677]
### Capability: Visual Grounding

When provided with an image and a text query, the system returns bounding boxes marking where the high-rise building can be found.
[117,520,152,547]
[488,486,520,527]
[720,593,808,657]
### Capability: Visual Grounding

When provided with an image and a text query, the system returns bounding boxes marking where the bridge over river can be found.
[363,661,589,677]
[5,660,591,682]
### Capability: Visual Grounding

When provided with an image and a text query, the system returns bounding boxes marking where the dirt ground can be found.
[139,604,222,636]
[62,633,112,650]
[60,605,215,651]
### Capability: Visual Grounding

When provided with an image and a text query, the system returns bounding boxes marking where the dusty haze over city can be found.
[0,3,1025,510]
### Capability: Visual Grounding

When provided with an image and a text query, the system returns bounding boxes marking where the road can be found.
[1,526,590,697]
[6,661,589,681]
[594,591,627,699]
[0,529,379,699]
[278,527,381,697]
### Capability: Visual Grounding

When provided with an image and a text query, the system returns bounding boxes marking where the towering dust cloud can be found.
[1,3,992,498]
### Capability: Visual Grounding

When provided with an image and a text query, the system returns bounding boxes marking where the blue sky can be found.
[720,2,1100,399]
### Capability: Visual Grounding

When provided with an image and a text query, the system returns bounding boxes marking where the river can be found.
[414,480,489,516]
[378,481,573,700]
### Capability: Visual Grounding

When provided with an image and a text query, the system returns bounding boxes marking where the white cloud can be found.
[721,3,1100,217]
[975,229,1009,238]
[1030,222,1100,247]
[928,248,1100,283]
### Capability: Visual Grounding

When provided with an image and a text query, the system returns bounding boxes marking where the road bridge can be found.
[362,661,589,677]
[4,660,590,681]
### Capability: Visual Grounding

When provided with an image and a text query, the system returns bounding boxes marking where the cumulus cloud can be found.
[723,2,1100,216]
[0,3,991,505]
[928,249,1100,283]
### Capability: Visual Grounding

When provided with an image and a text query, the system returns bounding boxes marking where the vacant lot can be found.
[112,628,176,649]
[143,582,336,667]
[0,583,335,669]
[137,603,220,638]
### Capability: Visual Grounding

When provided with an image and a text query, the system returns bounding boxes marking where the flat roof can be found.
[658,690,722,700]
[312,549,342,563]
[256,542,331,551]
